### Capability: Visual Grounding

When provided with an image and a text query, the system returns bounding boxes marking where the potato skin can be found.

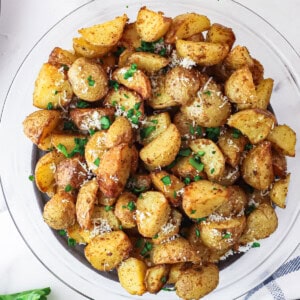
[175,264,219,300]
[48,47,77,67]
[68,57,108,101]
[43,191,76,230]
[96,143,133,198]
[183,180,230,218]
[84,231,132,271]
[270,174,290,208]
[145,264,170,293]
[140,124,181,169]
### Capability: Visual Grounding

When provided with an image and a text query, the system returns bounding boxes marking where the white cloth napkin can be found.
[244,246,300,300]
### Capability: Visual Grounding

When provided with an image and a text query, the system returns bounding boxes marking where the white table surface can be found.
[0,0,299,299]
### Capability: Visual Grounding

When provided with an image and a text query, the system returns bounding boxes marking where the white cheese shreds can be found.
[90,218,112,237]
[170,50,196,69]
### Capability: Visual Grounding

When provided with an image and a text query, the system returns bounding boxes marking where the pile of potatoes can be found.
[23,6,296,300]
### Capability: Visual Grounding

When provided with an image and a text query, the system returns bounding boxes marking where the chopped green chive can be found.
[89,128,96,136]
[189,124,195,135]
[195,228,200,237]
[191,209,196,214]
[195,217,207,223]
[179,148,192,157]
[124,94,129,99]
[65,184,72,192]
[141,241,153,256]
[223,232,231,239]
[189,158,204,172]
[100,116,111,130]
[153,234,159,239]
[136,39,164,53]
[198,150,205,156]
[161,175,171,186]
[140,126,156,139]
[67,238,76,247]
[119,225,123,230]
[151,119,158,124]
[245,143,253,151]
[204,90,211,96]
[58,229,66,236]
[114,46,125,57]
[134,102,141,110]
[196,125,202,136]
[28,175,35,182]
[109,80,119,91]
[63,120,76,131]
[62,64,69,71]
[76,100,90,108]
[173,191,177,198]
[161,276,167,283]
[57,143,69,157]
[105,205,113,212]
[210,168,215,174]
[47,102,54,110]
[112,100,118,107]
[69,138,88,157]
[232,128,241,139]
[212,150,216,154]
[194,175,202,181]
[93,157,100,167]
[252,242,260,248]
[127,201,136,211]
[135,238,143,248]
[87,75,95,86]
[124,63,138,79]
[206,127,220,142]
[183,177,191,185]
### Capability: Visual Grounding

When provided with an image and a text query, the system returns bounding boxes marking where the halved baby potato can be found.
[73,37,112,58]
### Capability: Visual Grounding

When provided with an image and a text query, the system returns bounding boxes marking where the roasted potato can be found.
[73,37,112,58]
[91,205,121,232]
[23,109,61,150]
[68,57,108,101]
[67,221,92,244]
[256,78,274,110]
[140,124,181,169]
[43,191,76,230]
[112,66,152,99]
[84,231,132,271]
[33,63,73,109]
[120,22,141,49]
[48,47,77,67]
[239,203,278,244]
[34,151,65,197]
[176,40,229,66]
[224,45,254,70]
[242,141,274,190]
[118,257,147,295]
[272,149,287,178]
[165,13,210,44]
[145,264,170,293]
[151,237,200,264]
[206,23,235,49]
[78,14,128,46]
[114,192,137,229]
[136,191,171,237]
[270,174,290,208]
[182,180,230,218]
[76,179,98,229]
[136,7,172,42]
[175,264,219,300]
[150,171,184,206]
[267,124,296,157]
[51,132,87,153]
[227,109,276,144]
[96,143,133,198]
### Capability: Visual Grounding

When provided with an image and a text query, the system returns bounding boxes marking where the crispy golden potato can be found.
[175,264,219,300]
[48,47,77,67]
[91,205,121,231]
[176,40,229,66]
[150,171,184,206]
[267,124,296,157]
[151,237,200,264]
[136,191,171,237]
[200,216,246,251]
[225,67,257,105]
[139,112,171,145]
[76,179,98,230]
[224,45,254,70]
[112,66,151,99]
[272,150,287,178]
[114,192,137,229]
[165,13,210,44]
[181,78,231,127]
[23,109,61,150]
[43,191,75,230]
[118,257,147,296]
[73,37,112,58]
[167,263,186,284]
[214,164,240,186]
[55,155,88,190]
[97,192,116,207]
[186,32,205,42]
[242,141,274,190]
[118,48,135,67]
[136,7,172,42]
[120,23,141,49]
[145,264,170,293]
[68,57,108,101]
[127,174,152,194]
[206,23,235,49]
[182,180,230,218]
[190,139,226,180]
[97,143,133,198]
[256,78,274,110]
[67,221,92,244]
[100,53,117,72]
[84,131,108,172]
[218,127,248,167]
[239,203,278,244]
[164,66,201,105]
[140,124,181,169]
[34,151,65,197]
[105,116,133,148]
[152,209,182,245]
[227,109,276,144]
[250,58,264,85]
[78,14,128,46]
[127,52,169,73]
[33,63,73,109]
[270,174,290,208]
[84,231,132,271]
[69,107,115,131]
[51,132,87,153]
[215,186,247,217]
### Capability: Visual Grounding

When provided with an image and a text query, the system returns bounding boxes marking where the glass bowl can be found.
[1,0,300,299]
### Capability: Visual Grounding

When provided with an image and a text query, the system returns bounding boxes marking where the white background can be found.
[0,0,299,299]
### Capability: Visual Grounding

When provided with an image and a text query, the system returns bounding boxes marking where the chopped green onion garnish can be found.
[198,150,205,156]
[183,177,191,185]
[191,209,196,214]
[65,184,72,192]
[76,100,90,108]
[206,127,220,142]
[28,175,35,181]
[105,205,113,212]
[57,143,69,157]
[135,238,143,248]
[109,80,119,91]
[189,124,195,135]
[210,168,215,174]
[195,228,200,237]
[252,242,260,248]
[134,102,141,110]
[140,126,156,139]
[204,90,211,96]
[245,143,253,151]
[189,158,204,171]
[67,238,76,247]
[94,157,100,167]
[87,75,95,86]
[141,241,153,256]
[89,129,96,136]
[62,64,69,71]
[232,128,241,139]
[124,64,138,79]
[223,232,231,239]
[194,175,202,181]
[47,102,53,110]
[58,229,66,236]
[161,175,171,185]
[179,148,192,157]
[161,276,167,283]
[100,116,111,130]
